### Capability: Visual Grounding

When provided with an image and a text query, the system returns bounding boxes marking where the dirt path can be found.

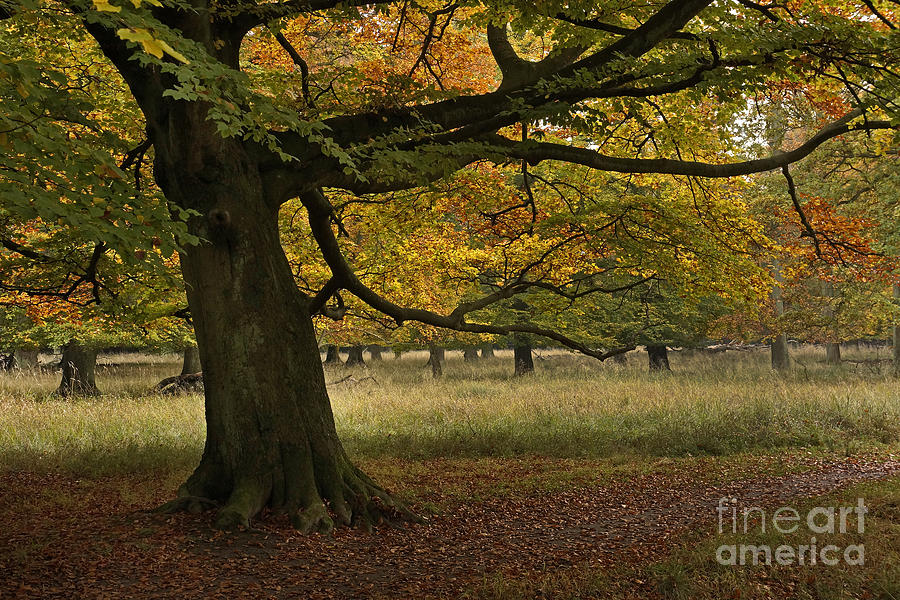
[2,458,897,599]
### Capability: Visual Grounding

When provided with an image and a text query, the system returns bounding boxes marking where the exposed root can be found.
[153,495,218,515]
[161,458,422,534]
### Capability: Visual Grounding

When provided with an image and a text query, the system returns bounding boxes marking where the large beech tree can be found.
[3,0,898,531]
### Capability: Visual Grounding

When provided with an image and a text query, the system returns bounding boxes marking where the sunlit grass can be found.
[0,345,897,476]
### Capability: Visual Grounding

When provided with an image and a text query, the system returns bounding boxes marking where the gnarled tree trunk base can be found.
[157,448,419,533]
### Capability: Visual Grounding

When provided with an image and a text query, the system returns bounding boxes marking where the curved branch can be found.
[483,110,895,178]
[301,189,634,361]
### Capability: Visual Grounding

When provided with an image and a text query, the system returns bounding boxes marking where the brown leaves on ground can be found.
[0,455,897,599]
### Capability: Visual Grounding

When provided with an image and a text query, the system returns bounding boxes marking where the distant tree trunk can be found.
[480,344,495,358]
[771,264,790,371]
[463,347,479,362]
[323,345,342,365]
[427,343,444,378]
[822,280,841,365]
[57,341,99,397]
[513,336,534,376]
[393,348,403,360]
[893,282,899,377]
[826,343,841,365]
[181,345,202,375]
[345,345,365,367]
[647,344,670,371]
[368,345,383,361]
[10,349,39,370]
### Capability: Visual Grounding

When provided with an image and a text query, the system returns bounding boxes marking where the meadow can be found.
[1,346,898,598]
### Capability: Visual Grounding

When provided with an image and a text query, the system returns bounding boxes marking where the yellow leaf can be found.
[93,0,122,12]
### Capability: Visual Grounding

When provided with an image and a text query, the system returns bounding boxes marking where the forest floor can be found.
[2,454,898,599]
[1,348,899,598]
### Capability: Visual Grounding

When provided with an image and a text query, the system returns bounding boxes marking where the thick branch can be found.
[484,110,894,178]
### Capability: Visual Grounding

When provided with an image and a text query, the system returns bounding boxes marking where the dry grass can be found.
[0,345,897,476]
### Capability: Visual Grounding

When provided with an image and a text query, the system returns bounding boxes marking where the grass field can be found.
[1,345,898,598]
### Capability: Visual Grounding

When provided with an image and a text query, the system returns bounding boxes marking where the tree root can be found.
[160,461,422,534]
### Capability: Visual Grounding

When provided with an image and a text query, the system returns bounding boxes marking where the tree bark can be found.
[480,344,495,358]
[427,343,444,378]
[56,341,99,397]
[463,347,479,362]
[345,345,366,367]
[513,335,534,375]
[647,344,670,371]
[181,345,202,375]
[323,345,343,365]
[151,117,408,532]
[368,345,383,361]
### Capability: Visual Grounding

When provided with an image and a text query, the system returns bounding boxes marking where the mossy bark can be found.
[480,344,495,358]
[152,120,410,532]
[57,341,99,397]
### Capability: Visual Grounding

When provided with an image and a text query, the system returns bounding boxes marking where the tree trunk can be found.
[323,345,343,365]
[152,119,408,532]
[771,264,790,371]
[647,344,670,371]
[893,282,899,377]
[10,349,39,370]
[463,347,479,362]
[513,336,534,376]
[426,344,444,378]
[825,343,841,365]
[368,345,383,361]
[480,344,495,358]
[56,341,99,397]
[181,345,202,375]
[822,280,841,365]
[393,348,403,360]
[771,335,790,371]
[345,345,365,367]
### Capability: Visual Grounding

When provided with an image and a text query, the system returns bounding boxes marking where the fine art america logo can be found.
[715,497,868,566]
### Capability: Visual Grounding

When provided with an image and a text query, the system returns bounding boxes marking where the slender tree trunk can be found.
[393,348,403,360]
[345,345,366,367]
[151,119,407,532]
[181,345,202,375]
[822,280,841,365]
[10,349,39,370]
[893,282,899,377]
[426,343,444,378]
[513,335,534,376]
[323,345,343,365]
[56,341,99,397]
[647,344,670,371]
[368,345,383,361]
[771,264,790,371]
[463,347,479,362]
[480,344,495,358]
